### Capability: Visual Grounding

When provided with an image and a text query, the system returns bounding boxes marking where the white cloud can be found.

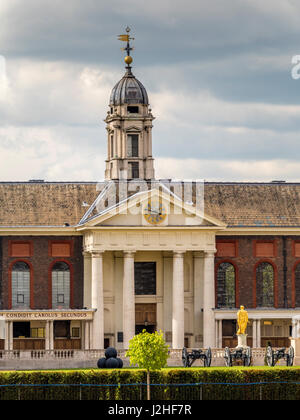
[156,157,300,181]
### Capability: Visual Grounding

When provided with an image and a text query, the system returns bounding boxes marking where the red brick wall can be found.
[1,236,83,310]
[215,236,300,309]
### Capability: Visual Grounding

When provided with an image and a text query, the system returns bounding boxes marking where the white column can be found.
[8,322,13,351]
[203,251,216,348]
[84,321,90,350]
[49,321,54,350]
[91,251,104,349]
[45,321,50,350]
[115,253,124,350]
[83,252,92,309]
[172,252,185,349]
[123,251,136,349]
[193,252,204,347]
[252,320,257,348]
[4,321,10,351]
[163,252,173,344]
[257,319,261,348]
[218,320,223,348]
[215,320,219,347]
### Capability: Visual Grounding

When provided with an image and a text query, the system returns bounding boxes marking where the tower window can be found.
[129,162,139,179]
[127,106,139,114]
[110,135,114,158]
[127,134,139,157]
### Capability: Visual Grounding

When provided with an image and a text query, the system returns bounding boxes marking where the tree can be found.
[126,330,169,400]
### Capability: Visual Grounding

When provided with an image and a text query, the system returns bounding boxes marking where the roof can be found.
[110,68,149,106]
[204,182,300,228]
[0,181,300,228]
[0,182,99,227]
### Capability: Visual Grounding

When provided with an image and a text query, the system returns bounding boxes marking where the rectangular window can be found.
[110,135,114,157]
[72,327,80,338]
[57,294,65,304]
[52,271,70,309]
[17,294,24,304]
[127,134,139,157]
[129,162,139,179]
[12,271,30,309]
[127,106,139,114]
[31,328,45,339]
[134,262,157,295]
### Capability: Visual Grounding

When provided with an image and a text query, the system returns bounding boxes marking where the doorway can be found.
[135,303,157,334]
[135,325,156,335]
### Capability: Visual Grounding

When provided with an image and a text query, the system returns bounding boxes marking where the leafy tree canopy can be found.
[126,330,169,371]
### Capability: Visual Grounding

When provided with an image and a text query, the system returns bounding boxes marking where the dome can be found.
[110,69,149,106]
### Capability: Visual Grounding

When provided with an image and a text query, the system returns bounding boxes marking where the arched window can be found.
[256,262,274,307]
[217,263,236,308]
[12,262,31,309]
[295,263,300,307]
[52,262,70,309]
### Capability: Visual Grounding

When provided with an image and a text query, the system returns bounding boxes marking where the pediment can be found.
[78,182,226,230]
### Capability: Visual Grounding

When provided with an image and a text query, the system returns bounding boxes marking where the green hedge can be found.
[0,368,299,400]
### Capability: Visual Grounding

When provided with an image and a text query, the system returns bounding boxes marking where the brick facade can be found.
[0,236,83,310]
[215,235,300,309]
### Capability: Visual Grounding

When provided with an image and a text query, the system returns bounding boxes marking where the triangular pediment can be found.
[77,181,226,230]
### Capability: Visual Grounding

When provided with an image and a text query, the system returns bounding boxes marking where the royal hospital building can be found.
[0,42,300,365]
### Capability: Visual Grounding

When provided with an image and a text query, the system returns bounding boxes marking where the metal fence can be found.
[0,382,299,400]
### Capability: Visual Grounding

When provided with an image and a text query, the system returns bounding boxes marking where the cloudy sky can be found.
[0,0,300,182]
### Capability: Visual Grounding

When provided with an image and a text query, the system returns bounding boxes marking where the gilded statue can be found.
[237,305,248,335]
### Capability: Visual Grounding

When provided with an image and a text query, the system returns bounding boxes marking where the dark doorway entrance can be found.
[53,321,81,350]
[13,322,30,338]
[135,325,156,335]
[135,303,157,335]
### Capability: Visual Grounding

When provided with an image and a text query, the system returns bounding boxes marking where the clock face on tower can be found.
[143,200,167,225]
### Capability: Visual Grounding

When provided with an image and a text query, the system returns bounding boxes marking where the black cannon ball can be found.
[97,358,107,369]
[106,357,120,369]
[116,358,123,368]
[105,347,118,359]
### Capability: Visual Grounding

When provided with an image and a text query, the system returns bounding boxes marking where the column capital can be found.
[173,251,185,258]
[82,251,92,257]
[193,251,205,258]
[204,250,216,258]
[91,251,104,258]
[123,250,136,257]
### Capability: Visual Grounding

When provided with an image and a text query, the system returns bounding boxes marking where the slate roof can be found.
[0,181,299,228]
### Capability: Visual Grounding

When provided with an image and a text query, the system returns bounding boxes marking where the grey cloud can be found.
[0,0,300,182]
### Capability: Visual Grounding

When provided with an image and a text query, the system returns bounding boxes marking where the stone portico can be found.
[81,191,224,350]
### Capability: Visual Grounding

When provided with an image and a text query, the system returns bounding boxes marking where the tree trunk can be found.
[147,370,151,401]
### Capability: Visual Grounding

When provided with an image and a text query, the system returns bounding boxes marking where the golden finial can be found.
[118,27,135,69]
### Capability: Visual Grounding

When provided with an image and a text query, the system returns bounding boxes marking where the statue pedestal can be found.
[236,334,248,348]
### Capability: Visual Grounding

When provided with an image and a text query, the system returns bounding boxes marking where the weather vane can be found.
[118,27,135,69]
